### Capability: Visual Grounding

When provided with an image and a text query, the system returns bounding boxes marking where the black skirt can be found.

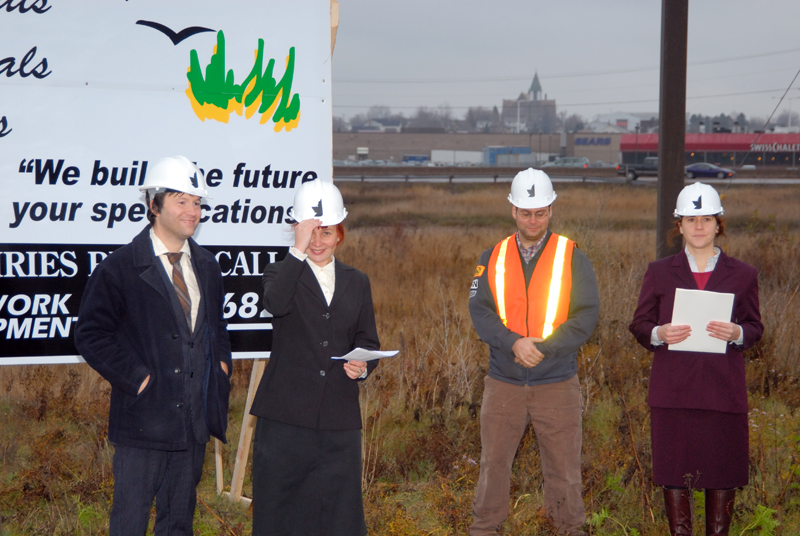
[650,407,749,489]
[251,417,367,536]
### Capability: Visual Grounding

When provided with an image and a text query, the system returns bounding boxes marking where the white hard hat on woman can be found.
[292,179,348,226]
[508,168,557,209]
[673,182,724,217]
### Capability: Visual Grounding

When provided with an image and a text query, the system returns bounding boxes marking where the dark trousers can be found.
[109,442,207,536]
[252,418,366,536]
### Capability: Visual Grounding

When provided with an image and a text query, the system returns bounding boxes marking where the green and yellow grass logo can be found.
[186,31,301,132]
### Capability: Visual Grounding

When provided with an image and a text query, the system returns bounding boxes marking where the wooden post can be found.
[656,0,688,259]
[215,438,224,494]
[330,1,339,57]
[220,359,266,506]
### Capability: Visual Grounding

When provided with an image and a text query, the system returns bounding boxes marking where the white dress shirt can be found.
[151,229,201,331]
[289,247,336,305]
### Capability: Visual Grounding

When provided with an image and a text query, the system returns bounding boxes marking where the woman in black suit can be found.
[250,180,380,536]
[629,183,763,536]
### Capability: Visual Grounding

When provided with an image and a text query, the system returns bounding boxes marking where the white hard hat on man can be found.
[673,182,724,217]
[292,179,348,226]
[508,168,557,209]
[139,156,210,199]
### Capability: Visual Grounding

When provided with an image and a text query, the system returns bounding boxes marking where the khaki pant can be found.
[470,375,585,536]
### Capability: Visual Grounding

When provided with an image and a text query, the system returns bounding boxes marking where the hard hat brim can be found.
[508,192,556,209]
[292,208,348,227]
[140,185,211,200]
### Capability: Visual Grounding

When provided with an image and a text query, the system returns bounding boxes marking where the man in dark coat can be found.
[75,156,232,536]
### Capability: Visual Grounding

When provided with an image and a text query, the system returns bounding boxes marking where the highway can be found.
[333,174,800,185]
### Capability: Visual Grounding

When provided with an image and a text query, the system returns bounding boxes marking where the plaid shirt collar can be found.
[516,231,548,264]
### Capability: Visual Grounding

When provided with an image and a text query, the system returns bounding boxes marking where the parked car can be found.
[593,161,619,168]
[684,162,736,179]
[618,156,659,180]
[541,157,590,168]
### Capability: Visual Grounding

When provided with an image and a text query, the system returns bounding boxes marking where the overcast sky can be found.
[331,0,800,123]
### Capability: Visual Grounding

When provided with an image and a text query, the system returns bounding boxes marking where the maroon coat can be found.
[629,250,762,414]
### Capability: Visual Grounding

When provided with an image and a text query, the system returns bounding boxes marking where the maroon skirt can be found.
[650,407,749,489]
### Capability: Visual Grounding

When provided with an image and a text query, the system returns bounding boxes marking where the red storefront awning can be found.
[620,133,800,152]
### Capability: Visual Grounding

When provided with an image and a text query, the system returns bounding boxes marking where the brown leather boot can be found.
[663,487,693,535]
[705,488,736,535]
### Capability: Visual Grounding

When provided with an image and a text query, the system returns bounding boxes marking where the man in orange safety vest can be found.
[468,168,599,536]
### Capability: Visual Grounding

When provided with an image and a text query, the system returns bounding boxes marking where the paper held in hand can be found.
[669,288,734,354]
[332,348,399,362]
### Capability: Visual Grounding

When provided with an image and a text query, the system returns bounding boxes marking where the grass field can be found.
[2,182,800,535]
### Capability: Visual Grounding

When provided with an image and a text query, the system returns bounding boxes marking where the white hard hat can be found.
[292,180,347,226]
[674,182,724,217]
[508,168,557,209]
[139,156,210,199]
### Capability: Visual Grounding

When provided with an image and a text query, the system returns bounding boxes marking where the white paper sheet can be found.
[669,288,734,354]
[331,348,399,362]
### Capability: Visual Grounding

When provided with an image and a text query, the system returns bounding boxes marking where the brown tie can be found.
[167,252,192,328]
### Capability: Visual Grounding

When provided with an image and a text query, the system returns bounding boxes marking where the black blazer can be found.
[75,226,232,450]
[629,250,762,414]
[250,255,380,430]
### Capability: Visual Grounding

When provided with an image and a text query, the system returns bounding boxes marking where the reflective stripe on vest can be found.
[495,236,512,326]
[542,235,569,337]
[487,233,575,338]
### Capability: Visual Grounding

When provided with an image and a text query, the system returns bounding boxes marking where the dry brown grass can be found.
[341,182,800,535]
[2,182,800,535]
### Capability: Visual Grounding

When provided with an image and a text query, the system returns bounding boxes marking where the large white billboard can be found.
[0,0,333,363]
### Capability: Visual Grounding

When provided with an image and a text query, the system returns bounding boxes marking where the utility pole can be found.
[656,0,688,259]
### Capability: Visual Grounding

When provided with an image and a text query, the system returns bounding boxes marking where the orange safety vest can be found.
[487,233,575,338]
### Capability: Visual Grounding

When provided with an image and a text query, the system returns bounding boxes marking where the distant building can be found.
[594,112,658,133]
[351,118,403,133]
[584,121,628,134]
[570,133,622,165]
[501,72,558,133]
[620,132,800,167]
[771,125,800,134]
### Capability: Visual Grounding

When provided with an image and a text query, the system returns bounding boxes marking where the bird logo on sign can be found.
[313,200,323,217]
[136,20,214,45]
[693,195,702,210]
[528,185,535,197]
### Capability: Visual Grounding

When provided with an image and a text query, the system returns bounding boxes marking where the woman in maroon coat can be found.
[629,183,763,536]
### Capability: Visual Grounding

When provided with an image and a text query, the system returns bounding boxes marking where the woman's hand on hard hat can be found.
[344,360,368,380]
[293,218,322,253]
[706,321,741,342]
[656,323,691,345]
